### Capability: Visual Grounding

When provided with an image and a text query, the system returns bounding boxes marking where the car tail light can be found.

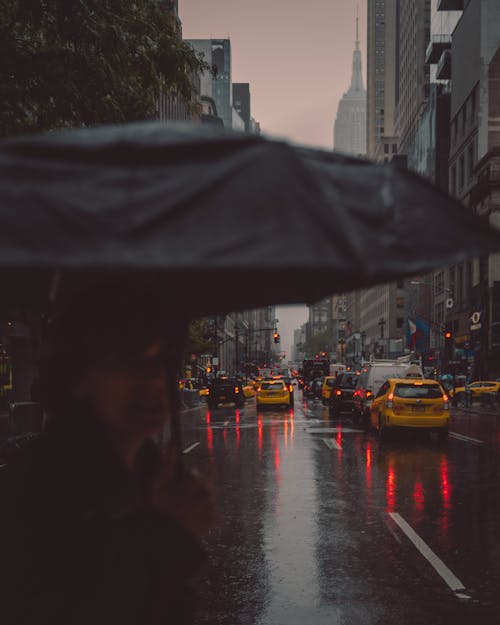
[335,389,342,396]
[387,392,394,409]
[366,390,373,399]
[289,385,293,393]
[443,395,450,410]
[235,387,240,393]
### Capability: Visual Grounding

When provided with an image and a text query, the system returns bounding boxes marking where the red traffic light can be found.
[273,332,280,343]
[444,331,452,340]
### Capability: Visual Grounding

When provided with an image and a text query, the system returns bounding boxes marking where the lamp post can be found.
[378,317,386,357]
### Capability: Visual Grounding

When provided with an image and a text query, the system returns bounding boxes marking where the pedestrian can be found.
[0,279,213,625]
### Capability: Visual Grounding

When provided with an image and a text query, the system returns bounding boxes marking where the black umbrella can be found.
[1,122,498,455]
[1,121,498,315]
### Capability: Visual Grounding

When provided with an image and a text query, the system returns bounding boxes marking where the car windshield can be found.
[336,374,358,388]
[261,382,284,390]
[326,378,335,387]
[394,383,444,399]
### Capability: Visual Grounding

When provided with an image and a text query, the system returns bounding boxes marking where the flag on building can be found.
[407,319,417,349]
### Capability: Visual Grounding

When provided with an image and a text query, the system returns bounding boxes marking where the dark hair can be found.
[41,277,188,417]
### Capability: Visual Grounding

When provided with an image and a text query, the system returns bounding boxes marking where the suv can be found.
[353,360,423,424]
[207,377,245,409]
[329,372,359,418]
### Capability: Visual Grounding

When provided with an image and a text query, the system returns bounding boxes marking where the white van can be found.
[353,358,423,421]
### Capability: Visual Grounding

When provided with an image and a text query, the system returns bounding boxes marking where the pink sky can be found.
[180,0,367,149]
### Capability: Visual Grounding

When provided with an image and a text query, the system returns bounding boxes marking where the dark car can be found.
[207,377,245,409]
[329,372,359,418]
[303,377,323,399]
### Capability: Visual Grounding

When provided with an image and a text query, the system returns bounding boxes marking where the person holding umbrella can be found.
[0,279,213,625]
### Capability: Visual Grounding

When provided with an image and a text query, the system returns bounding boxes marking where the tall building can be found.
[233,83,251,132]
[394,0,432,154]
[333,16,367,155]
[366,0,400,160]
[187,38,243,129]
[445,0,500,377]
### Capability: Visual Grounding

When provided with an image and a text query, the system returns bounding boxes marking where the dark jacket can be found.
[0,412,205,625]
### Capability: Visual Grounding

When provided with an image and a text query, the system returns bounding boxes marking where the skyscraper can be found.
[333,15,367,155]
[366,0,400,160]
[187,38,234,129]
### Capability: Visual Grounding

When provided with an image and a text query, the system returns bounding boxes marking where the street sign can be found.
[445,298,454,309]
[470,311,482,331]
[212,357,219,365]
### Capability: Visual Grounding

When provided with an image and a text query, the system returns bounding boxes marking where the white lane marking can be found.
[182,442,200,455]
[449,431,483,445]
[389,512,469,598]
[322,438,342,450]
[308,427,363,434]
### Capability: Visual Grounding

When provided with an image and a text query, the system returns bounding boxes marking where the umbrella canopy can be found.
[1,121,499,316]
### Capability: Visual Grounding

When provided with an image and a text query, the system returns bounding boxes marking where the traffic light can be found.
[273,332,280,344]
[444,330,454,364]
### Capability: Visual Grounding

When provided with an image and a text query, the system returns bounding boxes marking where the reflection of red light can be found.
[386,463,396,512]
[235,410,241,425]
[207,427,213,452]
[284,420,288,446]
[236,425,240,449]
[336,424,342,450]
[274,443,280,472]
[365,443,372,488]
[366,445,372,468]
[440,458,451,507]
[413,479,425,513]
[439,456,451,547]
[206,411,211,424]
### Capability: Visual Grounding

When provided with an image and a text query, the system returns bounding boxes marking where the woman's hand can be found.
[152,447,214,541]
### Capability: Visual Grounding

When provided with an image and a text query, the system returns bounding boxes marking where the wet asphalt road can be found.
[179,393,500,625]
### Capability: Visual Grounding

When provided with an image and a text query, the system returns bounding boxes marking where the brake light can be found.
[335,389,342,396]
[366,390,373,399]
[443,394,450,410]
[387,392,394,409]
[235,387,240,393]
[289,385,293,393]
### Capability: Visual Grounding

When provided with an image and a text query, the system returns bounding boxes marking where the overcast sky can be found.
[180,0,367,149]
[180,0,367,358]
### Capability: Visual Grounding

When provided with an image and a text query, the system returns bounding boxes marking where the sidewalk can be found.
[453,402,500,416]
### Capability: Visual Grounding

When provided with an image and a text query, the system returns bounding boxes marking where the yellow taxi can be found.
[243,383,256,398]
[199,386,209,399]
[256,379,291,408]
[453,380,500,400]
[370,378,450,440]
[321,376,336,403]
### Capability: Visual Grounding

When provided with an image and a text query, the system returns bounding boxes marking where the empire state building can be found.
[333,17,367,155]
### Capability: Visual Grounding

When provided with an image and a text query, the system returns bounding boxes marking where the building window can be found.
[396,297,405,309]
[384,144,389,154]
[392,143,397,153]
[458,155,464,191]
[468,143,474,180]
[450,165,456,196]
[434,271,444,296]
[471,85,477,123]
